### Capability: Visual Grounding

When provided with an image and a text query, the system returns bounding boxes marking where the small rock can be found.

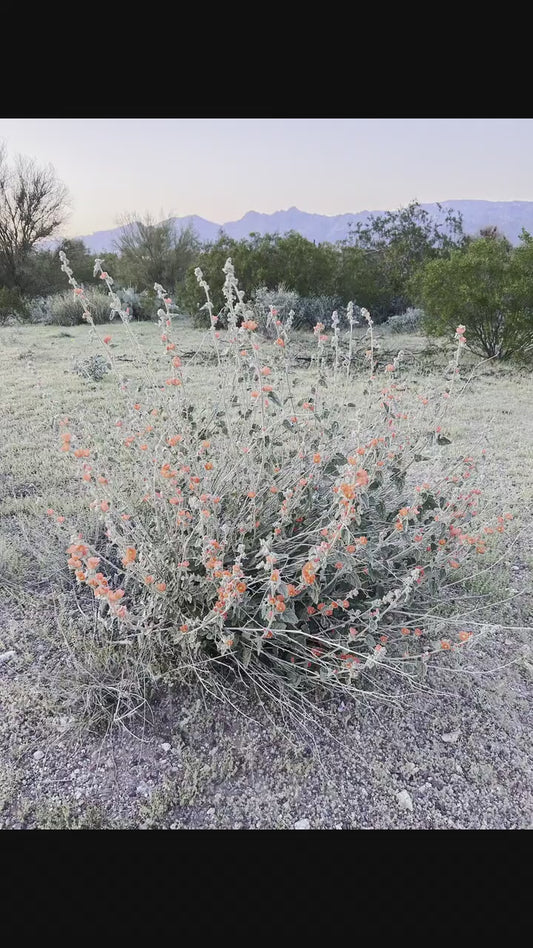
[294,818,311,830]
[397,790,414,813]
[33,750,44,762]
[161,743,171,753]
[442,729,461,743]
[0,650,16,664]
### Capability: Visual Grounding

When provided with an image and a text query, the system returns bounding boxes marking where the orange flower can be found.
[108,589,125,603]
[301,561,316,585]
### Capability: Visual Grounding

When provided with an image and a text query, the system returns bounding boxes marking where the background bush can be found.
[386,307,425,334]
[0,287,28,325]
[48,288,114,326]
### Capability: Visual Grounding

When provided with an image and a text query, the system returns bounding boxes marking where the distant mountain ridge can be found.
[71,201,533,253]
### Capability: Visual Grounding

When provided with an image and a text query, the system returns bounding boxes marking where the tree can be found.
[0,143,70,291]
[114,213,200,293]
[413,235,533,361]
[344,201,466,320]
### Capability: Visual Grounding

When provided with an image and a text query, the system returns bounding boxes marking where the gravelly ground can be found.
[1,589,531,830]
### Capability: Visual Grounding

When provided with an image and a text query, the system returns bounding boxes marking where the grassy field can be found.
[1,319,532,829]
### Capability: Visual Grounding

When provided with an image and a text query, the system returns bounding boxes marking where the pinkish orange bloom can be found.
[122,547,137,566]
[302,562,316,585]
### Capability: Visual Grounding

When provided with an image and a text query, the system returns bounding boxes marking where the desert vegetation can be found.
[0,144,531,829]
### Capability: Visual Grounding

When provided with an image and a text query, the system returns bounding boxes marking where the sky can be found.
[1,118,532,238]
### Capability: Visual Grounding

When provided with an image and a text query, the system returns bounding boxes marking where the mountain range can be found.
[71,201,533,254]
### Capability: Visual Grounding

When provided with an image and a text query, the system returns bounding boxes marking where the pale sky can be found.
[1,118,532,238]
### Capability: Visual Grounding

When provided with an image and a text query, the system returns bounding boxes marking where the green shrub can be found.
[0,287,29,325]
[414,235,533,361]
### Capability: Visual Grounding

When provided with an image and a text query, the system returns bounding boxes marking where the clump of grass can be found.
[50,254,514,724]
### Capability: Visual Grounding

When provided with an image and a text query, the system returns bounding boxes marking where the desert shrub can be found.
[252,285,300,336]
[414,235,533,361]
[117,286,158,321]
[48,287,114,326]
[53,252,513,723]
[25,295,54,324]
[73,353,111,382]
[0,287,29,325]
[295,295,349,331]
[386,307,425,334]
